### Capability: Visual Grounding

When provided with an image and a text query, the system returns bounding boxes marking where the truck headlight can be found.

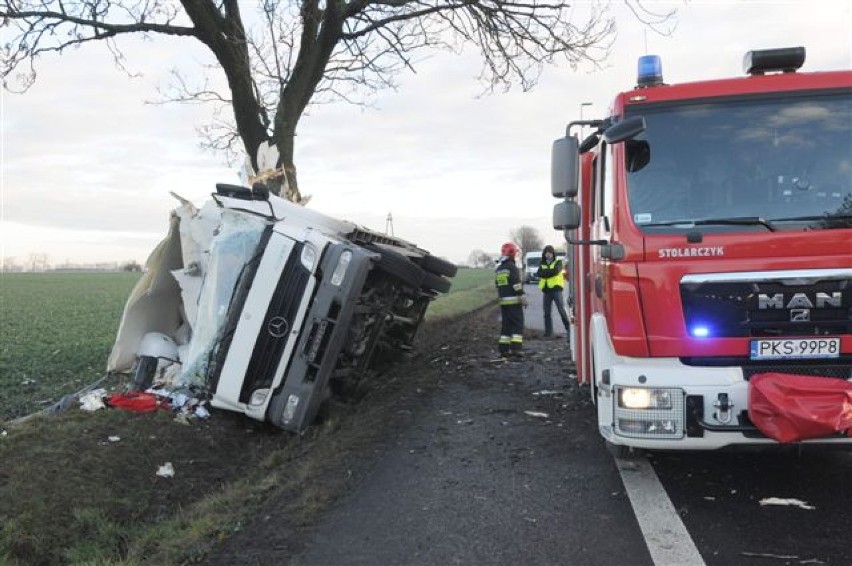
[301,243,318,271]
[249,388,269,407]
[614,386,684,439]
[330,250,352,286]
[618,387,673,410]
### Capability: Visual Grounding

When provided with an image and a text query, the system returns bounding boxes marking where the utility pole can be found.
[385,212,394,236]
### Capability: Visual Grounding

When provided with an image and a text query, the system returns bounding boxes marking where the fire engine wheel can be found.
[421,271,452,294]
[414,254,458,278]
[366,244,425,288]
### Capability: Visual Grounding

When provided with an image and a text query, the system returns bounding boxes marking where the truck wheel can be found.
[606,441,640,460]
[414,254,458,278]
[366,244,425,287]
[422,271,452,294]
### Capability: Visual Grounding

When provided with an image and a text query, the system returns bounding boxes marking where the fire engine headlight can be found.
[330,250,352,286]
[618,387,673,410]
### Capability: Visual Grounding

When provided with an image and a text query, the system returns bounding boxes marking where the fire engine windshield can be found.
[625,90,852,233]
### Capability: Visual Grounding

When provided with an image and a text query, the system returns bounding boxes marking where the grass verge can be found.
[0,268,495,565]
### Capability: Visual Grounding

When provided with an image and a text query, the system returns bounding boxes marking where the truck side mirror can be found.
[552,136,580,198]
[553,200,581,230]
[603,116,646,144]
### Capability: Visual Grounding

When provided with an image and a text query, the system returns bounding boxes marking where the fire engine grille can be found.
[680,274,851,338]
[239,242,311,403]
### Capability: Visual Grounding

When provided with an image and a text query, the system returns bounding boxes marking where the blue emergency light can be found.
[637,55,663,88]
[690,325,710,338]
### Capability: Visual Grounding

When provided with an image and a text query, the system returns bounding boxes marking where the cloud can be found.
[2,1,851,264]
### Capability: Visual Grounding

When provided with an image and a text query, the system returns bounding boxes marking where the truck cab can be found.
[108,184,456,432]
[552,47,852,454]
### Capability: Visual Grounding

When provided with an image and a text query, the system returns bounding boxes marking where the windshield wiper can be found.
[768,214,852,223]
[641,216,777,232]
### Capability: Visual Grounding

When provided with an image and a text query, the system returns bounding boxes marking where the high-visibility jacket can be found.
[538,259,565,290]
[495,258,524,305]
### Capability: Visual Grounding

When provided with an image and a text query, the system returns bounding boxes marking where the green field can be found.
[0,268,493,422]
[0,272,142,421]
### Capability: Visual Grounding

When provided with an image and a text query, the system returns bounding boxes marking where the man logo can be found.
[268,316,289,338]
[790,309,810,322]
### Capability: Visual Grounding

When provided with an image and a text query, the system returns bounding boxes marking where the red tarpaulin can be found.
[749,373,852,443]
[106,391,170,413]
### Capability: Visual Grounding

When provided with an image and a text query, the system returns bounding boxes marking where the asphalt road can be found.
[211,301,852,566]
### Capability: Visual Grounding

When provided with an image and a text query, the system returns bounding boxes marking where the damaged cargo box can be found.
[107,184,457,431]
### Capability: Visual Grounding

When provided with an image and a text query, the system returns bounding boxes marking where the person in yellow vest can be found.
[536,244,571,339]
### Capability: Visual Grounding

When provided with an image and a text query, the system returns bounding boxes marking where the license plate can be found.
[750,338,841,360]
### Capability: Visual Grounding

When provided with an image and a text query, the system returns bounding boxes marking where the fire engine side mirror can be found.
[603,116,646,144]
[553,200,581,230]
[552,136,580,198]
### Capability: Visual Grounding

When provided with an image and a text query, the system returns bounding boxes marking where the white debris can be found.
[108,436,121,443]
[703,496,716,501]
[524,411,550,419]
[759,497,815,510]
[194,405,211,419]
[532,390,562,397]
[156,462,175,478]
[1,430,7,437]
[79,389,107,412]
[456,418,474,425]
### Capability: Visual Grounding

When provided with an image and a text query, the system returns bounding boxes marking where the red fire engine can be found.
[552,47,852,457]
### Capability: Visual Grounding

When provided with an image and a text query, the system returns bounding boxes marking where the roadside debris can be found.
[79,389,108,412]
[108,436,121,443]
[524,411,550,419]
[758,497,816,510]
[741,551,799,560]
[156,462,175,478]
[532,390,562,397]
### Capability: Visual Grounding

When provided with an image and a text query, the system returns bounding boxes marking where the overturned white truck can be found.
[107,183,456,431]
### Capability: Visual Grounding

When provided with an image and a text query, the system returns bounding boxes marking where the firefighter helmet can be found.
[501,242,518,258]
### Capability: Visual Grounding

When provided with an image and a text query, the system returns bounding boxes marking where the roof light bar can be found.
[743,47,805,75]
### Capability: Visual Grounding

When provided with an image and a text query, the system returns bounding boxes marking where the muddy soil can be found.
[206,305,649,566]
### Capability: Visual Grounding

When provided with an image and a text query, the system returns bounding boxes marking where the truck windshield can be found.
[625,90,852,233]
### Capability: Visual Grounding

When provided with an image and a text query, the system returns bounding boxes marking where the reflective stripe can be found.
[499,336,511,344]
[500,296,521,305]
[511,335,523,344]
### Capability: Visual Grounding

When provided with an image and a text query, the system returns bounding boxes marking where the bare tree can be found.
[509,225,542,258]
[467,249,494,268]
[1,1,674,201]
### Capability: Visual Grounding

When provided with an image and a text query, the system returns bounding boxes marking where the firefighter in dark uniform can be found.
[495,242,525,357]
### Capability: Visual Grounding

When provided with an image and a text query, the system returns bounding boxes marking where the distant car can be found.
[108,183,457,432]
[523,251,542,283]
[523,251,567,284]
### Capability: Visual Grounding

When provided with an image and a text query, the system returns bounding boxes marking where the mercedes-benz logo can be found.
[268,316,289,338]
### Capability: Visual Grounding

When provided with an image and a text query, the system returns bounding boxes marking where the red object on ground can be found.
[106,392,170,413]
[749,373,852,443]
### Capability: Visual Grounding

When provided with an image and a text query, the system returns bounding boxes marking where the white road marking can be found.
[616,457,707,566]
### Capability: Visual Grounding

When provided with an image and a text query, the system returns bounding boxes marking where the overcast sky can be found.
[2,0,851,267]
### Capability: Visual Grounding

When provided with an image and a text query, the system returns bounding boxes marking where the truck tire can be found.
[414,254,458,278]
[366,244,425,287]
[422,271,452,294]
